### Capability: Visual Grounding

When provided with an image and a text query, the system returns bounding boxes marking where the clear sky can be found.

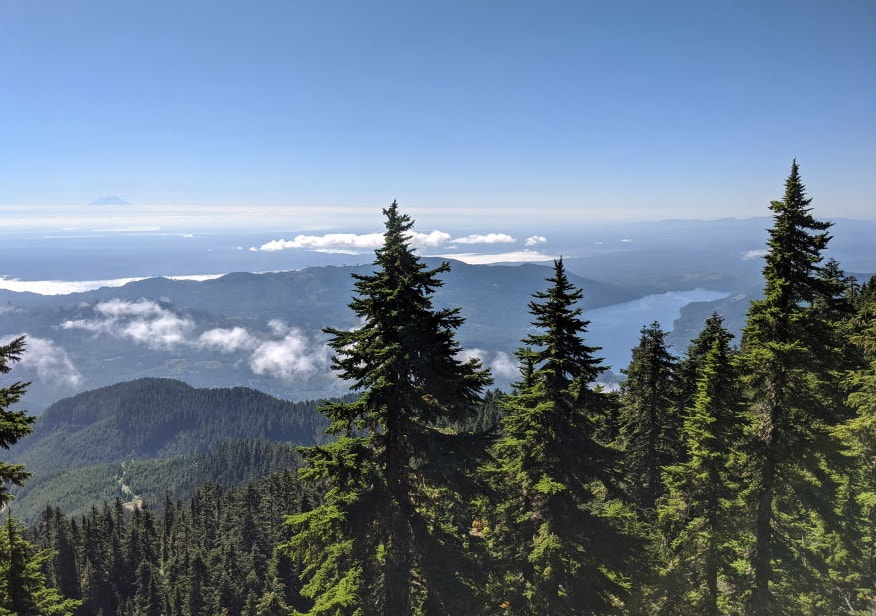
[1,0,874,231]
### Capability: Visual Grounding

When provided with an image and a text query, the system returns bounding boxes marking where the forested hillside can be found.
[1,379,337,523]
[2,165,876,614]
[9,379,330,473]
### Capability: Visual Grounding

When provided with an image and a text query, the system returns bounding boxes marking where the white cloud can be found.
[525,235,547,247]
[62,299,195,350]
[457,349,519,379]
[457,348,487,364]
[440,250,556,265]
[743,249,768,260]
[490,351,519,379]
[452,233,515,245]
[94,298,163,318]
[255,232,385,253]
[121,313,194,349]
[59,300,331,381]
[409,230,453,248]
[267,319,291,336]
[254,230,453,253]
[249,329,330,380]
[2,335,82,388]
[197,327,258,353]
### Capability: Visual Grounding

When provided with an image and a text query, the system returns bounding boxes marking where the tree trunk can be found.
[753,450,775,616]
[384,421,412,615]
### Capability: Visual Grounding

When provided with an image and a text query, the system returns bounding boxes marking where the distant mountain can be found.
[89,195,130,205]
[1,378,332,521]
[0,260,635,410]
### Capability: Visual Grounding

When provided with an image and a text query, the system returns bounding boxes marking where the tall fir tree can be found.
[619,321,679,513]
[284,202,491,615]
[487,258,640,614]
[0,336,33,508]
[656,316,745,615]
[740,160,845,614]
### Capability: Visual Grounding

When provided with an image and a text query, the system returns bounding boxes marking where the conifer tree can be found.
[657,316,745,615]
[619,322,679,512]
[487,258,639,614]
[0,336,33,508]
[284,202,491,615]
[740,160,843,614]
[831,278,876,610]
[0,516,80,615]
[675,313,728,414]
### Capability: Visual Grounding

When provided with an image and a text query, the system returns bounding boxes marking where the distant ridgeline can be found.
[2,378,341,522]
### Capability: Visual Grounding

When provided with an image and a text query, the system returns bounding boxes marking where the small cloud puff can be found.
[2,334,82,388]
[197,327,258,353]
[63,299,194,350]
[257,232,385,253]
[490,351,519,379]
[457,349,519,379]
[452,233,516,245]
[743,249,768,261]
[249,329,330,380]
[525,235,547,247]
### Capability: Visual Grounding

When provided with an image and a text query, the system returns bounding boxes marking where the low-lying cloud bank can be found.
[61,299,331,381]
[0,274,224,296]
[440,250,556,265]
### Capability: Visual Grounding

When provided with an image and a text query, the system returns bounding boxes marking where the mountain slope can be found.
[1,378,335,522]
[6,378,330,475]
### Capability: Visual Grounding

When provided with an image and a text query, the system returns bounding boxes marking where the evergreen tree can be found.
[675,313,729,414]
[656,316,745,615]
[0,336,33,508]
[487,258,639,614]
[0,516,80,615]
[284,202,491,615]
[740,160,844,614]
[619,322,679,512]
[831,278,876,611]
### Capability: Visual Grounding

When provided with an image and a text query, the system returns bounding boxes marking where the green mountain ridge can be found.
[1,378,335,523]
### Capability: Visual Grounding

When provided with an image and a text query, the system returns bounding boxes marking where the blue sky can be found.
[1,0,874,231]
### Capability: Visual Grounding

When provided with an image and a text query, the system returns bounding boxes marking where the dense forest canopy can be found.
[2,163,876,614]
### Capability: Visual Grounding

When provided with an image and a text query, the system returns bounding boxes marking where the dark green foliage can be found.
[740,160,848,614]
[10,439,301,524]
[487,259,640,614]
[0,336,33,507]
[619,322,679,512]
[29,469,317,616]
[0,515,80,615]
[656,316,746,615]
[285,202,492,615]
[6,378,331,477]
[831,278,876,611]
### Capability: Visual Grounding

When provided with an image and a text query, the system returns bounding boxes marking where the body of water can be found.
[587,289,730,373]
